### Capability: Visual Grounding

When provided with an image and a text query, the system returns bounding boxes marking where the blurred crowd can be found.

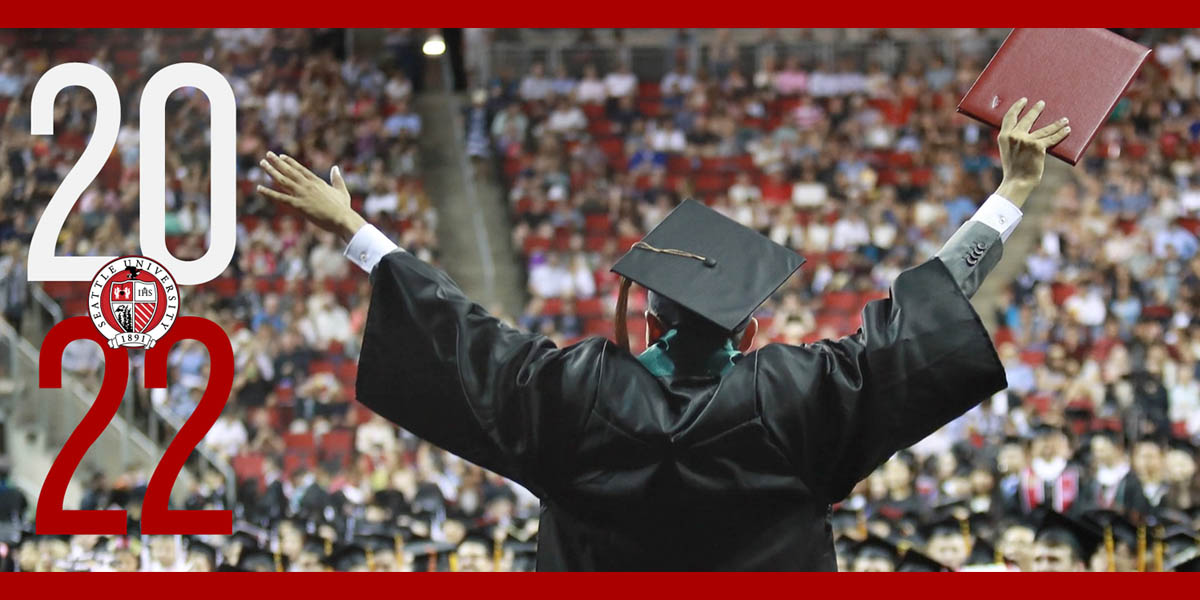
[1,27,1200,572]
[472,27,1200,571]
[0,28,534,572]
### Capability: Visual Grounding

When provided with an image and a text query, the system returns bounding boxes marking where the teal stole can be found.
[636,329,741,378]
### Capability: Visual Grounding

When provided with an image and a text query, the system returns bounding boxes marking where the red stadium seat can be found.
[504,156,526,179]
[596,136,624,163]
[667,155,693,174]
[542,298,564,316]
[335,360,357,384]
[588,119,613,137]
[636,100,662,118]
[760,180,791,204]
[859,290,889,305]
[695,172,729,195]
[585,235,609,253]
[576,297,606,318]
[1019,350,1046,366]
[319,428,356,467]
[232,453,265,482]
[273,385,295,407]
[523,236,552,255]
[582,104,606,120]
[1173,421,1190,439]
[283,453,315,477]
[637,82,661,99]
[283,431,315,452]
[584,213,612,233]
[584,318,614,337]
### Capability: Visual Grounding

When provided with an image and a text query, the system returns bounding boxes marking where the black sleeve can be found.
[758,254,1008,503]
[353,251,596,493]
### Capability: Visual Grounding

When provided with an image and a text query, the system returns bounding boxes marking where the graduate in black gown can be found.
[257,98,1072,570]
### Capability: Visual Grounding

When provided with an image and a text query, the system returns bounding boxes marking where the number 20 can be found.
[28,62,236,285]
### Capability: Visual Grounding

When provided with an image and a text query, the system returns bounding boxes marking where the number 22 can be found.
[36,316,234,535]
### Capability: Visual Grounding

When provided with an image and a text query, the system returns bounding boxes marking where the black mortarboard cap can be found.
[230,521,266,548]
[300,533,331,557]
[920,514,967,543]
[1147,506,1190,528]
[852,534,900,567]
[1168,436,1197,454]
[459,524,501,553]
[1032,422,1068,437]
[324,544,370,571]
[1037,510,1103,562]
[1083,509,1138,548]
[503,539,538,572]
[186,537,218,563]
[237,546,281,572]
[404,540,456,572]
[931,498,971,521]
[896,548,952,572]
[965,537,998,566]
[610,199,805,333]
[355,525,401,562]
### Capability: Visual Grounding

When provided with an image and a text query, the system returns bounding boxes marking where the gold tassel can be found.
[615,277,633,350]
[1153,526,1165,572]
[994,544,1003,565]
[1136,525,1147,572]
[393,533,404,571]
[856,510,867,540]
[324,538,332,557]
[449,551,459,572]
[365,547,376,572]
[959,517,971,548]
[1104,524,1115,572]
[273,548,283,573]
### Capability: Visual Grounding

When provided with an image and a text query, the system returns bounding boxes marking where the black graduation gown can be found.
[354,220,1009,571]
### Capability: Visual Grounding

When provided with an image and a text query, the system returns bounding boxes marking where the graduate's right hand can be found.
[995,98,1071,208]
[257,152,366,242]
[998,98,1075,208]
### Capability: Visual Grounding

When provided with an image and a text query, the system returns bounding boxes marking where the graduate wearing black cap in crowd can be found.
[849,534,900,572]
[258,98,1071,570]
[1032,511,1103,572]
[1080,426,1152,516]
[1082,509,1139,572]
[1015,423,1084,517]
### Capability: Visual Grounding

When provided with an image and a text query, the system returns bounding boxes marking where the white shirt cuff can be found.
[343,224,401,274]
[968,194,1023,243]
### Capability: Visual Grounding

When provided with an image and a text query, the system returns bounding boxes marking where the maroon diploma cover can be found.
[958,28,1152,165]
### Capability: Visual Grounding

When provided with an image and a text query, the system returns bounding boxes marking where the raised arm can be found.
[935,98,1070,298]
[256,153,593,493]
[760,99,1071,502]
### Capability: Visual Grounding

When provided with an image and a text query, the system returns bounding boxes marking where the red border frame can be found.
[1,3,1199,27]
[0,571,1194,591]
[6,14,1200,589]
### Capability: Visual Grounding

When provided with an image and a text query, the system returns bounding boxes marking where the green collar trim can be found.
[636,329,741,378]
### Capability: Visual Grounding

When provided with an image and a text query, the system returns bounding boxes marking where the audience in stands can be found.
[1,27,1200,572]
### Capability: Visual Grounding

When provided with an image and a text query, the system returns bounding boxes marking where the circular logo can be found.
[89,256,180,349]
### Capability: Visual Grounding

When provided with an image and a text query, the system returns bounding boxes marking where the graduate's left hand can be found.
[257,152,366,241]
